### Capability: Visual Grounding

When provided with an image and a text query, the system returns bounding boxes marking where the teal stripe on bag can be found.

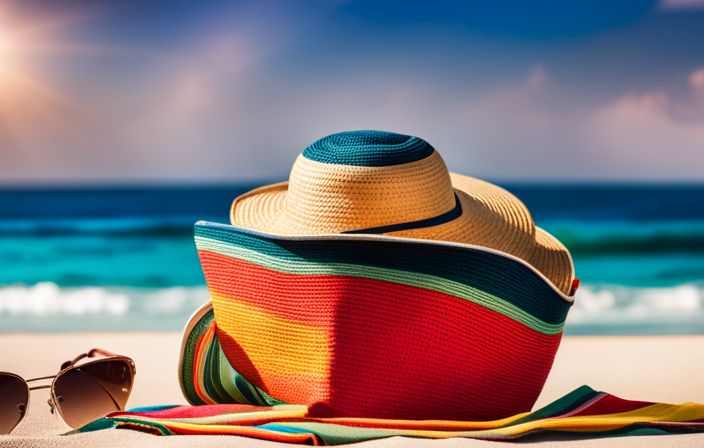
[193,222,572,327]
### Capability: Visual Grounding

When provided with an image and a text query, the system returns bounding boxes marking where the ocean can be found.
[1,185,703,335]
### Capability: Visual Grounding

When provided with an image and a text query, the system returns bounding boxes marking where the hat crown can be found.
[284,130,456,233]
[302,130,435,167]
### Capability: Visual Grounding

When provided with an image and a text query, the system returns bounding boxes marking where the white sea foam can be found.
[568,283,704,325]
[0,282,130,316]
[142,287,203,314]
[0,283,209,318]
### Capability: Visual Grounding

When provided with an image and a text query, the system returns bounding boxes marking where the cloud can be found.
[433,65,704,182]
[525,65,548,90]
[583,67,704,178]
[690,68,704,93]
[585,90,704,179]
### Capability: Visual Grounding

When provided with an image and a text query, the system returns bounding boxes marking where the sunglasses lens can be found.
[0,373,29,435]
[53,359,133,429]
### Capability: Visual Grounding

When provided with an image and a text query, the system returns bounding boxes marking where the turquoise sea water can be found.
[1,185,703,334]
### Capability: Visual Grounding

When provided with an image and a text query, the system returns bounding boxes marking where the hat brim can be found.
[229,173,574,295]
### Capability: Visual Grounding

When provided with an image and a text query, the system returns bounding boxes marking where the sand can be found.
[1,333,703,447]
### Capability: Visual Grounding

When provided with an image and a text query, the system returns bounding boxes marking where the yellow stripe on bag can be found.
[211,291,332,379]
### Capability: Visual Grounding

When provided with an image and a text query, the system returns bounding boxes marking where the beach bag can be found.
[178,131,575,421]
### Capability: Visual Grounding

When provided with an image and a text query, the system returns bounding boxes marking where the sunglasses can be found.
[0,348,135,434]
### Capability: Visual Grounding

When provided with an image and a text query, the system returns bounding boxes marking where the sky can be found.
[1,0,704,184]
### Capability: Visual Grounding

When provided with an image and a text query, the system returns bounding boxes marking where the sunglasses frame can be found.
[0,348,136,434]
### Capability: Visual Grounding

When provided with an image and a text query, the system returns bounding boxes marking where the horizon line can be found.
[2,179,704,190]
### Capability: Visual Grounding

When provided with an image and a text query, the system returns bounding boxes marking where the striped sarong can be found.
[76,386,704,444]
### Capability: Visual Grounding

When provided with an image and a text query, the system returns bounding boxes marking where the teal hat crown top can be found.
[302,130,435,167]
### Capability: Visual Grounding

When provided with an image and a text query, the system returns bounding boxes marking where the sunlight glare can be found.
[0,32,5,65]
[0,23,16,74]
[0,3,102,122]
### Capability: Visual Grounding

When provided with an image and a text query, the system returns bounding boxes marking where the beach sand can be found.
[1,333,703,447]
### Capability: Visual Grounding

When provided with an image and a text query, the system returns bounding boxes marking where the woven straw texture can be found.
[230,131,574,294]
[195,222,573,421]
[232,151,456,235]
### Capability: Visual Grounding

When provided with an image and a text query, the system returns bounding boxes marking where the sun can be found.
[0,32,7,67]
[0,21,38,96]
[0,1,111,99]
[0,1,123,152]
[0,31,18,73]
[0,31,13,90]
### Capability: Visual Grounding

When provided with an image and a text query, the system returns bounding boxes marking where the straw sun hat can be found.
[230,130,573,294]
[185,130,576,422]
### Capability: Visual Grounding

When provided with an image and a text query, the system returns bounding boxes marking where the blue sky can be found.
[1,0,704,184]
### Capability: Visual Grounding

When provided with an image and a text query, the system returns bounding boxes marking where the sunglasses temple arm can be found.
[87,349,136,375]
[61,348,121,369]
[88,348,120,358]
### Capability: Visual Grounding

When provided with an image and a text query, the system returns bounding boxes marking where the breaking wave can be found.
[0,283,209,332]
[566,283,704,335]
[0,282,130,316]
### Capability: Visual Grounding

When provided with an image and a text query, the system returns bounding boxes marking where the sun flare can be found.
[0,32,7,68]
[0,31,19,75]
[0,1,115,138]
